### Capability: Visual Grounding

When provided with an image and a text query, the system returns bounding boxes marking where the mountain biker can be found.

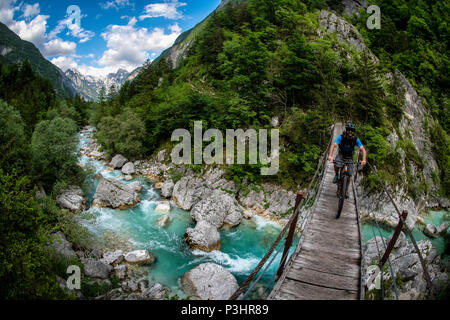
[327,122,367,198]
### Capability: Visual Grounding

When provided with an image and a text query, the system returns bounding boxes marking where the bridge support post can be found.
[365,210,408,290]
[275,192,304,281]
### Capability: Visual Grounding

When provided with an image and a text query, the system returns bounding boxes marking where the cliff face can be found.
[318,9,445,229]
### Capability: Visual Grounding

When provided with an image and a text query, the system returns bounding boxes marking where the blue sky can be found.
[0,0,221,78]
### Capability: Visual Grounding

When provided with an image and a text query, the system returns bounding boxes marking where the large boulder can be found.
[191,189,243,228]
[437,222,448,235]
[121,162,135,175]
[180,263,238,300]
[156,214,171,228]
[92,178,141,209]
[110,154,128,169]
[56,186,85,212]
[362,236,446,300]
[423,224,437,238]
[184,221,221,252]
[49,231,78,260]
[238,183,295,217]
[83,259,113,279]
[100,250,124,265]
[172,176,212,210]
[161,180,174,198]
[155,200,171,213]
[124,250,155,265]
[142,283,169,300]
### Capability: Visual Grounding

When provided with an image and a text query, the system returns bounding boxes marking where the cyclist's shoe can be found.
[333,174,338,183]
[345,191,349,199]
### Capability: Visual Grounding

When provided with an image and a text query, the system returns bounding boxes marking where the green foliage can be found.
[429,121,450,196]
[31,117,83,191]
[0,100,29,173]
[0,170,68,299]
[80,278,111,298]
[0,60,56,135]
[96,108,147,159]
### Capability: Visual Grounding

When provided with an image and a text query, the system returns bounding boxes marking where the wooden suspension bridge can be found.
[229,123,433,301]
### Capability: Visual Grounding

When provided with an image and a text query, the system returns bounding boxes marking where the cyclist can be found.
[327,122,367,198]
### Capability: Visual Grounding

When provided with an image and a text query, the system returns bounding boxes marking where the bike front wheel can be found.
[337,176,348,219]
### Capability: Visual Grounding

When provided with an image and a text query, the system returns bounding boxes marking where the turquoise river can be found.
[76,132,297,299]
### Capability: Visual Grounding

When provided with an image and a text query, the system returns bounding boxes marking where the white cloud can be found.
[9,14,49,48]
[43,38,77,57]
[48,9,95,43]
[100,0,134,11]
[50,56,79,71]
[0,0,18,25]
[22,3,39,18]
[97,18,182,71]
[51,55,123,79]
[139,1,187,20]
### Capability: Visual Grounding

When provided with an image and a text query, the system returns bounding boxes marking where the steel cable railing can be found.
[229,124,335,300]
[360,186,398,299]
[367,163,433,296]
[238,158,327,300]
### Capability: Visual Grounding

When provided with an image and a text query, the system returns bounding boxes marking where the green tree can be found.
[30,117,83,191]
[0,100,29,172]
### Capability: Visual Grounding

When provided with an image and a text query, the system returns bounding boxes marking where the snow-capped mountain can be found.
[64,68,130,101]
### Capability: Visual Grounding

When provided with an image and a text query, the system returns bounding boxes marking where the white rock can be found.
[56,186,85,212]
[124,250,155,265]
[436,222,448,235]
[161,180,174,198]
[155,200,171,213]
[121,162,135,175]
[101,250,124,265]
[184,221,221,252]
[156,214,171,228]
[424,224,437,238]
[180,263,238,300]
[110,154,128,169]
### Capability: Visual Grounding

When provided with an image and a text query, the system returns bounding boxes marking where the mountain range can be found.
[0,21,132,101]
[0,21,76,98]
[64,68,130,101]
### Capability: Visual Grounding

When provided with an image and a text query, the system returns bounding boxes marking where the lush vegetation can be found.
[0,59,92,299]
[350,0,449,196]
[0,0,448,299]
[93,0,412,191]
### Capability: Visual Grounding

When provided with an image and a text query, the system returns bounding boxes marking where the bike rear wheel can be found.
[337,176,348,219]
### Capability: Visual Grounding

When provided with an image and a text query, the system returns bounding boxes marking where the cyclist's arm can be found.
[360,145,367,165]
[328,142,338,162]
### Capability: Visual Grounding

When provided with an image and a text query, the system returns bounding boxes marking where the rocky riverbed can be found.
[48,126,297,300]
[51,126,448,300]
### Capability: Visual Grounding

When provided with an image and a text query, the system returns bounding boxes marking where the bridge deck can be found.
[269,124,362,300]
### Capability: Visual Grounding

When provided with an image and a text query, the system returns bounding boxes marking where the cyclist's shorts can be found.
[334,153,354,175]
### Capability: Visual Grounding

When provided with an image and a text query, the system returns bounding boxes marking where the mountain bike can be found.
[335,161,358,219]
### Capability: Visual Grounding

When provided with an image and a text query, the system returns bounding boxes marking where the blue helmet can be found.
[345,122,356,133]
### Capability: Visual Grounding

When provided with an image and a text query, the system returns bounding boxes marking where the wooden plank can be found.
[299,244,360,263]
[286,265,359,291]
[307,224,360,238]
[307,218,358,233]
[274,278,358,300]
[301,242,361,259]
[310,215,356,226]
[291,256,360,279]
[303,231,360,251]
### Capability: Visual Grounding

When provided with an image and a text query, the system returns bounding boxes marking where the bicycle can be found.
[335,161,359,219]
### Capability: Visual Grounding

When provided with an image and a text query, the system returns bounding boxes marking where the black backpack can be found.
[338,131,357,158]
